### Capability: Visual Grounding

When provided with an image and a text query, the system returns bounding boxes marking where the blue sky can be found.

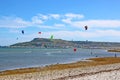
[1,0,120,46]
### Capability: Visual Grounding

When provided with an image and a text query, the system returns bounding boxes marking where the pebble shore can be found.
[0,63,120,80]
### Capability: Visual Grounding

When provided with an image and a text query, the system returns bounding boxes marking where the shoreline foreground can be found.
[0,57,120,80]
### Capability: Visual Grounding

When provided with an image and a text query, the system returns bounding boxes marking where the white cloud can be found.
[64,20,120,28]
[62,13,84,24]
[37,14,49,20]
[1,13,120,30]
[37,25,62,30]
[65,13,84,19]
[62,18,72,24]
[54,23,65,27]
[32,16,43,24]
[95,30,120,37]
[9,29,20,33]
[0,16,32,28]
[49,14,60,19]
[39,30,120,41]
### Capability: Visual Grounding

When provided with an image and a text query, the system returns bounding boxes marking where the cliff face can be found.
[10,38,120,49]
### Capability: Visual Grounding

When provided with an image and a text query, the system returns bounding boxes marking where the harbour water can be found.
[0,48,120,71]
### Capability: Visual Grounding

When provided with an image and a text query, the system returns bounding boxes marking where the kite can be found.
[73,48,77,52]
[84,25,88,30]
[50,35,54,41]
[38,32,41,34]
[22,30,24,34]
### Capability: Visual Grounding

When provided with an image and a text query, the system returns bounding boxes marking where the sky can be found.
[0,0,120,46]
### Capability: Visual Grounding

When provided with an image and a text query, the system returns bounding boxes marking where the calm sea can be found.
[0,48,120,71]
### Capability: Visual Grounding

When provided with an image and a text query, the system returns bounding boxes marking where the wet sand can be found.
[0,57,120,80]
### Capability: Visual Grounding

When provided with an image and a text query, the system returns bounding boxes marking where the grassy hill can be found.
[10,38,120,49]
[10,38,74,48]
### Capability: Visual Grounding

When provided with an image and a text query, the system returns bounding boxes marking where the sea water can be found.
[0,48,120,71]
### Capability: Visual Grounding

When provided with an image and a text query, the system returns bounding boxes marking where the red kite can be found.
[74,48,77,52]
[38,32,41,34]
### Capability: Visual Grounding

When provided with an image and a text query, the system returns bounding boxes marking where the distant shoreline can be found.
[108,49,120,52]
[8,38,120,49]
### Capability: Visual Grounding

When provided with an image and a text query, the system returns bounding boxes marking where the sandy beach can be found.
[0,57,120,80]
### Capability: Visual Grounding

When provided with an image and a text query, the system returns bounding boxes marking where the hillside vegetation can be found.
[10,38,120,49]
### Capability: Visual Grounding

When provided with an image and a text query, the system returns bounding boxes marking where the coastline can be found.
[0,57,120,80]
[108,49,120,52]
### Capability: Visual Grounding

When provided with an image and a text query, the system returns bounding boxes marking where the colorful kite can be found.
[50,35,54,41]
[38,32,41,34]
[74,48,77,52]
